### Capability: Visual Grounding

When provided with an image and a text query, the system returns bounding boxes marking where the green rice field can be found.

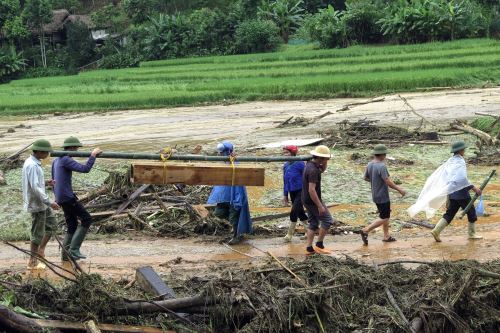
[1,39,499,115]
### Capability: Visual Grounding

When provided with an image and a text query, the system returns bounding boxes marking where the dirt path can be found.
[0,87,499,154]
[3,221,499,280]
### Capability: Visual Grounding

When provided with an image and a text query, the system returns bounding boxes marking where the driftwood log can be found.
[451,121,498,145]
[116,294,215,315]
[0,305,61,333]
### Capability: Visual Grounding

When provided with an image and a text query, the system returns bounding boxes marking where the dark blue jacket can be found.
[52,155,96,203]
[283,161,305,197]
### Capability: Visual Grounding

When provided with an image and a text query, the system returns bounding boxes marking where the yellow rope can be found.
[160,147,172,184]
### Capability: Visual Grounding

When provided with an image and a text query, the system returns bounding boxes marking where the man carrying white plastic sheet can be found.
[408,141,482,242]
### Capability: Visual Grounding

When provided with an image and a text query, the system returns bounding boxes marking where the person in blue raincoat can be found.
[207,141,252,244]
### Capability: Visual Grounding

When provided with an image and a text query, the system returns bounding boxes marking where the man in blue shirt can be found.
[431,141,482,242]
[52,137,102,260]
[282,145,307,242]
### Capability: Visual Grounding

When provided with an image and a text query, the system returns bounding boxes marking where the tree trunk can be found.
[0,305,60,333]
[116,294,215,315]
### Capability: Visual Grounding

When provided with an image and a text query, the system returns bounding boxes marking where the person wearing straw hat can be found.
[22,139,60,269]
[51,137,102,261]
[302,145,334,255]
[429,141,482,242]
[359,144,406,245]
[282,145,308,242]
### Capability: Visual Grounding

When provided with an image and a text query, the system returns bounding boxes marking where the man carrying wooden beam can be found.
[207,141,252,245]
[408,141,483,242]
[51,137,102,260]
[303,145,333,255]
[22,139,60,269]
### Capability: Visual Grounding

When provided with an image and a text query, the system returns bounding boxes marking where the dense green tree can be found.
[234,19,281,53]
[301,5,347,47]
[0,46,26,82]
[343,0,383,44]
[142,14,190,59]
[258,0,305,42]
[123,0,155,24]
[49,0,80,12]
[22,0,53,67]
[66,21,95,67]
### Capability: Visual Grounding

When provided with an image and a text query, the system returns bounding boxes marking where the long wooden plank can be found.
[34,320,171,333]
[132,162,265,186]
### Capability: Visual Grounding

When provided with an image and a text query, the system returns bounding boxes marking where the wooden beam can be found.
[34,320,170,333]
[131,162,265,186]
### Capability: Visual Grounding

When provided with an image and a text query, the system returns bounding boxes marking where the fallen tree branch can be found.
[0,305,60,333]
[398,94,436,130]
[451,121,498,145]
[116,294,215,315]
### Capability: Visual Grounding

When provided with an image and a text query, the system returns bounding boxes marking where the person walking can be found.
[207,141,252,245]
[359,144,406,245]
[52,137,102,260]
[22,139,60,269]
[302,145,334,255]
[282,145,308,242]
[429,141,482,242]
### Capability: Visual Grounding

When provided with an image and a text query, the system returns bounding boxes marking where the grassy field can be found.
[0,39,499,115]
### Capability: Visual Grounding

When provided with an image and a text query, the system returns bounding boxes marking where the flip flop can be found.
[360,231,369,245]
[313,246,332,255]
[382,236,397,242]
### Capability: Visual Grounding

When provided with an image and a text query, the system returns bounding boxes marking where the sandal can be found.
[360,231,369,246]
[305,248,316,256]
[382,236,396,242]
[313,246,332,255]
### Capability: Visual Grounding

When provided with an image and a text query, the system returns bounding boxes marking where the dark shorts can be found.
[375,201,391,219]
[304,204,333,230]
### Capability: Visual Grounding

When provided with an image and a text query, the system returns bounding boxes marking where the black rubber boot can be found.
[61,233,73,261]
[70,226,88,259]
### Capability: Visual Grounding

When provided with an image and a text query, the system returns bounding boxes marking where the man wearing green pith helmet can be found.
[22,139,60,269]
[431,141,483,242]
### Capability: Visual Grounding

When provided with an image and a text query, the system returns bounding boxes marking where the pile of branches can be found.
[320,119,440,147]
[80,170,232,238]
[1,257,498,332]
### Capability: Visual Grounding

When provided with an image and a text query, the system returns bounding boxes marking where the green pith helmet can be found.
[372,144,388,155]
[31,139,53,152]
[451,141,467,153]
[62,136,83,148]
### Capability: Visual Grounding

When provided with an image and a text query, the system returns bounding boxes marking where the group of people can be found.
[22,137,101,269]
[21,136,482,268]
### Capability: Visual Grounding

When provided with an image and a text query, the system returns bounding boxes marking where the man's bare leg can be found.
[317,227,329,242]
[306,228,315,248]
[362,218,389,234]
[28,242,39,268]
[37,234,51,259]
[382,220,390,240]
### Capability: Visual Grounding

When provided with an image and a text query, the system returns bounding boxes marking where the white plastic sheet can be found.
[408,155,471,218]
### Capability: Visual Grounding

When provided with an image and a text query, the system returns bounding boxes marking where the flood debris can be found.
[1,257,498,332]
[320,119,442,147]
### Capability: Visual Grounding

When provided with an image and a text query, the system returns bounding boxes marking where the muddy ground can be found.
[0,87,499,281]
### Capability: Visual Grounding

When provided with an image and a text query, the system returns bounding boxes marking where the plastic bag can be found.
[476,196,485,216]
[408,156,471,218]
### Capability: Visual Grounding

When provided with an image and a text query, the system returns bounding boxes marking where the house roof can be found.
[64,15,95,29]
[42,9,70,33]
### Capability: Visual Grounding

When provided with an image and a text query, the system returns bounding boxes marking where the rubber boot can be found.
[468,222,483,240]
[284,222,297,242]
[431,218,448,242]
[70,226,88,259]
[228,222,242,245]
[61,233,73,261]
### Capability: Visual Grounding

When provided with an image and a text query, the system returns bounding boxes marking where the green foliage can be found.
[234,19,282,53]
[21,66,68,78]
[0,0,19,28]
[50,0,80,13]
[22,0,52,29]
[471,117,500,136]
[378,0,485,43]
[3,16,30,40]
[122,0,155,24]
[302,0,338,13]
[0,46,26,82]
[300,5,347,48]
[90,4,128,32]
[142,14,190,60]
[0,39,498,114]
[66,21,96,67]
[343,0,384,44]
[258,0,305,42]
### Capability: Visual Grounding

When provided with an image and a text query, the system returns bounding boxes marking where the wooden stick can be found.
[115,184,150,215]
[34,320,171,333]
[266,251,305,286]
[385,287,416,333]
[398,94,436,129]
[0,305,59,333]
[223,243,258,259]
[85,320,102,333]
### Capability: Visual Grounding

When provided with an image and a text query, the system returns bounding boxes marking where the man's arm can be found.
[63,148,102,173]
[384,177,406,197]
[363,167,369,182]
[308,182,325,215]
